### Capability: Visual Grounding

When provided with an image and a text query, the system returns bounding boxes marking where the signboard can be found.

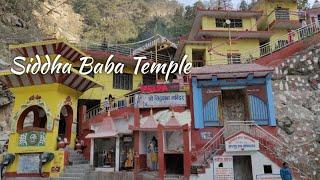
[213,156,234,180]
[18,154,40,174]
[18,131,46,147]
[256,174,282,180]
[200,131,213,140]
[134,92,186,108]
[225,133,259,152]
[140,83,180,93]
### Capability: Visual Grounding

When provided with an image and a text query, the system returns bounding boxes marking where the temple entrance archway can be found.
[58,105,73,142]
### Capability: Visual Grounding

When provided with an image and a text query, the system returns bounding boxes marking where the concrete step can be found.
[71,160,89,165]
[50,177,81,180]
[65,165,91,171]
[64,168,90,174]
[60,172,85,177]
[69,157,86,162]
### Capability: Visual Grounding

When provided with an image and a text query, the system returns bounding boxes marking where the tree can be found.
[239,0,249,11]
[297,0,309,9]
[210,0,233,10]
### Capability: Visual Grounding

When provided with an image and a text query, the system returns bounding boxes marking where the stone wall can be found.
[0,82,14,152]
[272,40,320,177]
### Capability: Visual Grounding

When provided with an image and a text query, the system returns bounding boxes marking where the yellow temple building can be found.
[0,36,177,177]
[0,40,104,177]
[175,0,301,66]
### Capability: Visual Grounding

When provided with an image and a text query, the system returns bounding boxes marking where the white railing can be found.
[73,40,173,62]
[242,22,320,63]
[193,128,224,166]
[85,96,134,120]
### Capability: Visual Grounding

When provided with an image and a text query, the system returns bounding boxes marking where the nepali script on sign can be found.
[134,92,187,108]
[225,132,259,152]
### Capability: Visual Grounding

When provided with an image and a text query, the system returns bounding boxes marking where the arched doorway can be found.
[58,105,73,142]
[17,105,47,132]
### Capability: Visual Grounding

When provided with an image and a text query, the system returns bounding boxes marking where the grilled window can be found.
[113,73,133,90]
[227,54,241,64]
[216,19,243,28]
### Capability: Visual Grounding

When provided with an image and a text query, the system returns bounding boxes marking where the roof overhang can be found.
[269,20,301,30]
[197,30,272,40]
[191,64,274,79]
[0,68,103,92]
[9,39,88,64]
[133,35,177,55]
[198,9,263,19]
[188,9,263,41]
[306,7,320,14]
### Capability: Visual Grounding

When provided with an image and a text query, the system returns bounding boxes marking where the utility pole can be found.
[154,17,158,83]
[155,38,158,82]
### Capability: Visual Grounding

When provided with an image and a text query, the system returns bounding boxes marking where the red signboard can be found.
[140,83,180,93]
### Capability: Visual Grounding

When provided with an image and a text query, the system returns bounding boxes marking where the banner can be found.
[134,92,186,108]
[213,156,234,180]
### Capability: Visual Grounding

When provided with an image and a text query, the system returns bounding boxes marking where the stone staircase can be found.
[51,149,91,180]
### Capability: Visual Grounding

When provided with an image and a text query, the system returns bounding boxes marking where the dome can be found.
[313,0,320,8]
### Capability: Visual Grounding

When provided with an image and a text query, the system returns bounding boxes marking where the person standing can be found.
[104,97,110,112]
[280,162,293,180]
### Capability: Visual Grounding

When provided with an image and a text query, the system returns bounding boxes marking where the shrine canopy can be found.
[0,68,102,93]
[86,115,118,138]
[130,109,191,131]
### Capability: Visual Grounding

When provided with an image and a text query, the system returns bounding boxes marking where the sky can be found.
[177,0,316,8]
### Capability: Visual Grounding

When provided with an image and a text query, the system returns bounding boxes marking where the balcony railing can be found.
[86,96,135,120]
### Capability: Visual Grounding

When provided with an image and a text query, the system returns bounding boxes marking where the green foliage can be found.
[239,0,249,11]
[70,0,201,43]
[211,0,233,10]
[297,0,309,9]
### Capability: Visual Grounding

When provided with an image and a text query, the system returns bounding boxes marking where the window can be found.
[275,9,289,20]
[227,54,241,64]
[216,19,243,28]
[17,105,47,132]
[113,73,133,90]
[143,74,156,85]
[263,165,273,174]
[192,49,205,67]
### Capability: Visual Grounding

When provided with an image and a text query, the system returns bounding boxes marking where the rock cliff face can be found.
[0,82,13,150]
[273,41,320,176]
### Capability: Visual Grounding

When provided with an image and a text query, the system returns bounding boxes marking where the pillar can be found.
[157,127,165,179]
[133,131,140,180]
[265,74,276,126]
[115,136,120,171]
[79,105,87,135]
[183,127,191,178]
[192,77,204,128]
[90,138,94,166]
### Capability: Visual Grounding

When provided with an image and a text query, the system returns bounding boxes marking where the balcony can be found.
[267,9,301,30]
